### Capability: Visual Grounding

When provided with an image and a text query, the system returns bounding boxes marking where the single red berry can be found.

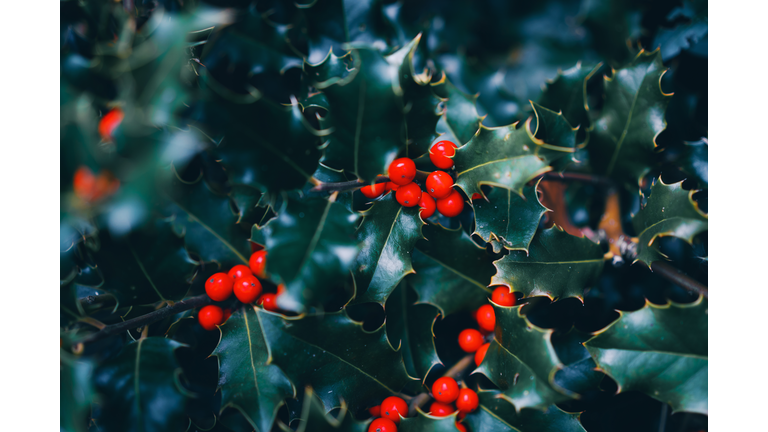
[429,140,458,169]
[428,401,455,417]
[361,182,387,199]
[475,342,490,367]
[91,171,120,201]
[98,107,124,141]
[205,272,234,301]
[396,183,422,207]
[73,166,97,200]
[368,418,397,432]
[476,304,495,332]
[491,286,517,307]
[436,190,465,217]
[455,422,467,432]
[369,405,381,417]
[249,250,267,278]
[471,193,482,200]
[223,308,232,322]
[381,396,408,423]
[258,293,278,311]
[386,182,400,193]
[228,265,252,280]
[432,377,460,403]
[234,275,262,304]
[456,389,479,414]
[198,305,224,331]
[458,329,484,353]
[419,193,436,219]
[426,171,454,199]
[388,158,416,186]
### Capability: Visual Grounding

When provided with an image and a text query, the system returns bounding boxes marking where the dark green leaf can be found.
[229,184,271,232]
[351,194,424,305]
[537,62,601,132]
[399,408,461,432]
[282,387,368,432]
[579,0,640,65]
[61,350,94,432]
[585,297,708,414]
[432,75,483,146]
[653,1,708,61]
[491,226,604,300]
[678,138,708,189]
[463,390,586,432]
[632,178,707,267]
[551,328,605,395]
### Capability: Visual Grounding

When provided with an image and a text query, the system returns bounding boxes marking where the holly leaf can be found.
[678,138,708,189]
[229,184,272,232]
[587,50,673,189]
[283,387,368,432]
[93,338,190,432]
[584,297,708,414]
[385,282,442,384]
[491,226,604,300]
[551,328,605,395]
[409,223,495,316]
[399,408,462,432]
[259,309,416,413]
[254,196,360,312]
[213,307,295,432]
[537,62,601,132]
[453,103,576,198]
[432,74,483,146]
[463,390,586,432]
[351,194,424,305]
[653,0,708,61]
[632,178,708,267]
[474,305,576,411]
[61,350,94,432]
[472,182,548,254]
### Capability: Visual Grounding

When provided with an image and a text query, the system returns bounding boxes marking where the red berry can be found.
[388,158,416,186]
[471,193,482,200]
[475,343,490,367]
[491,287,517,307]
[234,275,262,304]
[436,190,465,217]
[276,284,286,295]
[258,293,278,311]
[223,308,232,322]
[369,405,381,417]
[361,182,387,199]
[396,183,422,207]
[368,418,397,432]
[419,193,436,219]
[228,265,252,280]
[249,250,267,278]
[205,273,234,301]
[455,422,467,432]
[426,171,454,199]
[381,396,408,423]
[458,329,484,353]
[432,377,459,403]
[198,305,224,331]
[455,389,479,414]
[73,167,97,200]
[428,401,455,417]
[429,140,457,169]
[98,107,124,141]
[476,304,495,332]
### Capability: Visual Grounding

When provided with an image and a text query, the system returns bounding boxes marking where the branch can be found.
[310,169,430,194]
[76,294,212,345]
[408,353,474,416]
[650,261,708,298]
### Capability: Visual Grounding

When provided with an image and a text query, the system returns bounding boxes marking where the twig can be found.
[408,354,474,416]
[651,261,708,298]
[76,294,212,345]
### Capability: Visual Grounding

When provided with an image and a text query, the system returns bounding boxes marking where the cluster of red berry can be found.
[197,250,283,330]
[359,140,466,218]
[73,166,120,203]
[460,287,518,368]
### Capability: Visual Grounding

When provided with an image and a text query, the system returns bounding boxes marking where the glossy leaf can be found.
[551,328,605,395]
[351,194,424,305]
[453,103,576,198]
[229,184,271,232]
[463,390,586,432]
[93,338,190,432]
[653,0,708,61]
[213,307,295,432]
[399,408,461,432]
[678,138,708,189]
[473,182,548,253]
[474,305,576,411]
[409,223,495,316]
[259,309,415,413]
[632,178,708,267]
[491,226,604,300]
[587,49,673,188]
[283,387,368,432]
[61,350,94,432]
[585,297,708,414]
[537,62,601,132]
[432,74,483,146]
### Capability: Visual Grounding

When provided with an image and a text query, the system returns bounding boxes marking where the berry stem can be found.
[407,353,474,416]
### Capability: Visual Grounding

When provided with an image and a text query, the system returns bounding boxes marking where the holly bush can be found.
[60,0,708,431]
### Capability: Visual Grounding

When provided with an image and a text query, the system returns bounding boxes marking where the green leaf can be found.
[584,297,708,414]
[491,226,604,300]
[410,223,495,316]
[632,178,708,267]
[678,138,708,189]
[653,0,708,61]
[453,103,576,198]
[259,309,416,413]
[93,338,190,432]
[474,305,576,411]
[229,184,271,232]
[255,196,361,312]
[551,328,605,395]
[579,0,640,65]
[399,408,462,432]
[351,194,424,305]
[283,387,368,432]
[432,74,483,146]
[587,50,673,188]
[537,62,601,132]
[213,307,295,432]
[472,182,548,254]
[463,390,586,432]
[61,350,94,432]
[385,282,442,383]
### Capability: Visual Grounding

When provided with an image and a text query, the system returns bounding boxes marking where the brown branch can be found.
[76,294,212,345]
[408,353,474,416]
[651,261,708,298]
